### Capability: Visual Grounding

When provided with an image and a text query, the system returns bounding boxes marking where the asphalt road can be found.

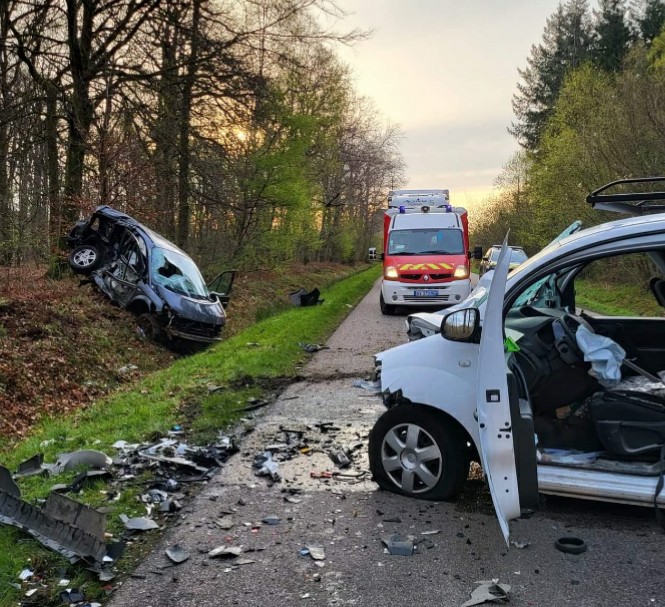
[107,278,665,607]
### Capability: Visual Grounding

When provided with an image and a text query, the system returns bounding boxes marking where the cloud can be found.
[401,119,518,190]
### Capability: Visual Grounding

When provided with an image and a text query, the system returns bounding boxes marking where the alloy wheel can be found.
[380,422,442,494]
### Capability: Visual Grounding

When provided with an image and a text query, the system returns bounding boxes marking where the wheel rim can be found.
[380,423,442,494]
[73,248,97,267]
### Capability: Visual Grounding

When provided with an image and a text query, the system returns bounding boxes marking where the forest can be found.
[0,0,404,273]
[473,0,665,285]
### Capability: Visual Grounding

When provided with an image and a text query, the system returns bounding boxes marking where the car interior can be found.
[504,250,665,478]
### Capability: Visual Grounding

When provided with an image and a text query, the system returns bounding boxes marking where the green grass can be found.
[0,263,381,606]
[575,278,664,317]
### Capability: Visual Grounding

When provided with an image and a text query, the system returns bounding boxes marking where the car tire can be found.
[136,313,164,343]
[380,293,396,316]
[69,244,101,275]
[369,404,469,500]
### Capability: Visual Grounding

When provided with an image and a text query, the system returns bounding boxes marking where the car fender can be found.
[377,336,480,452]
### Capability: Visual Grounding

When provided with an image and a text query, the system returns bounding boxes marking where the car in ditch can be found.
[368,177,665,543]
[67,206,236,345]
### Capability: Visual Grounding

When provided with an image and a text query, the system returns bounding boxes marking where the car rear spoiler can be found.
[586,177,665,215]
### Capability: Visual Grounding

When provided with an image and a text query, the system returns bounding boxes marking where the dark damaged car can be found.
[67,206,235,345]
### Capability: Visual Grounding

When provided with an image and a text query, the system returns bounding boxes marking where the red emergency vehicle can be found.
[376,189,477,315]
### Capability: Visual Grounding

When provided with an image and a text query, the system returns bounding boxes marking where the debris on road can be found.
[299,342,329,353]
[555,536,587,554]
[304,544,325,560]
[510,539,529,549]
[209,545,243,558]
[461,580,511,607]
[352,378,382,394]
[253,451,281,481]
[165,544,190,564]
[381,534,417,556]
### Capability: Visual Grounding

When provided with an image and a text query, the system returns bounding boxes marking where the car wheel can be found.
[369,404,469,500]
[69,244,101,274]
[380,293,396,316]
[136,313,164,343]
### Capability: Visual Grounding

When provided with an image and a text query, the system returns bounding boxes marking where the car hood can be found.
[156,285,226,326]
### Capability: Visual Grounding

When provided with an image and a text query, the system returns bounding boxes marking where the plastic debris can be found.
[510,539,529,549]
[299,342,329,353]
[305,544,325,560]
[381,534,417,556]
[262,516,281,525]
[253,452,281,481]
[461,580,511,607]
[352,379,382,394]
[209,545,243,558]
[215,516,235,530]
[421,529,441,535]
[18,569,33,581]
[329,450,351,468]
[290,287,324,307]
[54,450,112,473]
[59,588,86,604]
[120,514,159,531]
[0,466,107,567]
[165,544,190,564]
[14,454,45,479]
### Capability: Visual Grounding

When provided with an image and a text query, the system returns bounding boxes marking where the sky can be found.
[332,0,566,214]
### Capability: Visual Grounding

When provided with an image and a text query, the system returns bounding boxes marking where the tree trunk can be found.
[176,0,202,248]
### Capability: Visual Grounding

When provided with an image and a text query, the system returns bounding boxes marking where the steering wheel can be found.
[554,312,595,363]
[559,312,594,343]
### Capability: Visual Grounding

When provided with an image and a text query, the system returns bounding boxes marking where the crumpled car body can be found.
[67,206,235,344]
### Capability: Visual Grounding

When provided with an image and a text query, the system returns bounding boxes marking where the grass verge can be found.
[0,263,381,607]
[575,278,664,317]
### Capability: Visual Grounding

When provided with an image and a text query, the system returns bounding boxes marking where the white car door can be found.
[476,240,521,544]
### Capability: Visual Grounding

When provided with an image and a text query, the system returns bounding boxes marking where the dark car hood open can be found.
[156,285,225,326]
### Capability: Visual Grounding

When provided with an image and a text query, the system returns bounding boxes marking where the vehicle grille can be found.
[403,294,451,303]
[171,318,221,339]
[400,273,453,281]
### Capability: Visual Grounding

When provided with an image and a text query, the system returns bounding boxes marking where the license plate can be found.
[413,290,438,297]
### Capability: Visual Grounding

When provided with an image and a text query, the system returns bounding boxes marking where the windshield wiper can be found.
[418,250,458,255]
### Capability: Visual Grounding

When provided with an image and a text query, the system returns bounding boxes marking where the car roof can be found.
[506,212,665,285]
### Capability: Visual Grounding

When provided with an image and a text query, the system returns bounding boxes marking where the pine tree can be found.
[634,0,665,44]
[592,0,633,70]
[510,0,593,151]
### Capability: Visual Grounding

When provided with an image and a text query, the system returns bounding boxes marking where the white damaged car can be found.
[368,178,665,542]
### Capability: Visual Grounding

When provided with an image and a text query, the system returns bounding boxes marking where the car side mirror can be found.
[472,245,483,260]
[368,248,383,261]
[441,308,480,342]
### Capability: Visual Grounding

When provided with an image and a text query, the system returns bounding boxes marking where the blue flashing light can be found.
[445,204,452,212]
[399,205,406,214]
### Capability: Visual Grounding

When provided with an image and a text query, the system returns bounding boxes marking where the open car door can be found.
[208,270,237,306]
[476,239,521,544]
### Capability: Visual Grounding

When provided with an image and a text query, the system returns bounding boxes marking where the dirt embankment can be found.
[0,262,366,440]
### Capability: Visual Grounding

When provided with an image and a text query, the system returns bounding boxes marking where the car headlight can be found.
[384,266,399,280]
[454,265,469,279]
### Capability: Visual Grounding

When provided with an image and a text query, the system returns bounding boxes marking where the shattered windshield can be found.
[151,248,210,300]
